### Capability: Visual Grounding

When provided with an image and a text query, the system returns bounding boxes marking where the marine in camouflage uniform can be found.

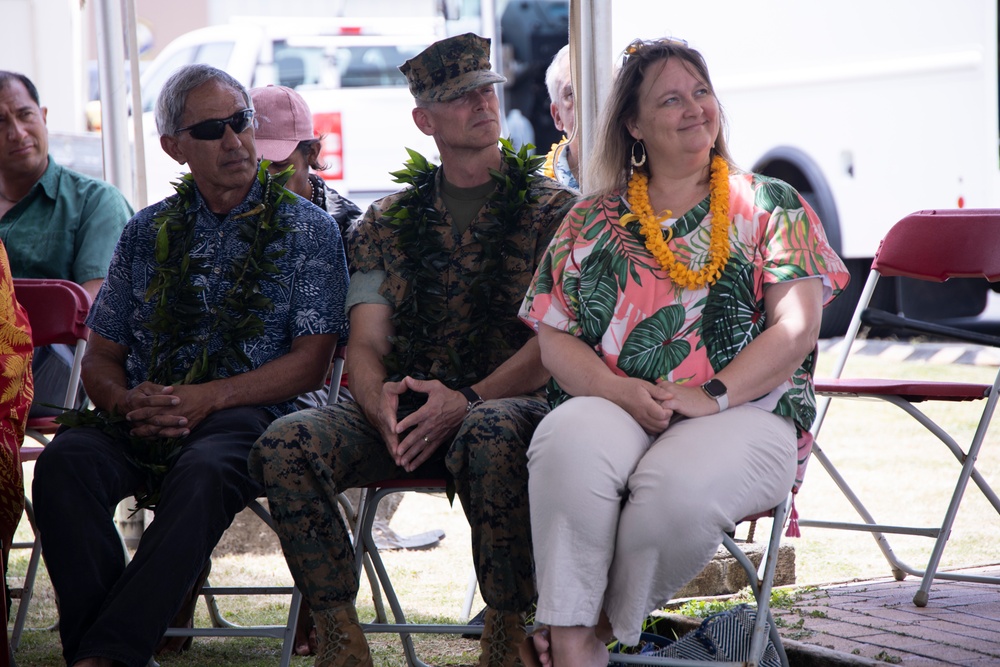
[249,32,577,667]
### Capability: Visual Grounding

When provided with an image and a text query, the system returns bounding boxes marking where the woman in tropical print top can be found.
[517,39,850,667]
[0,240,34,637]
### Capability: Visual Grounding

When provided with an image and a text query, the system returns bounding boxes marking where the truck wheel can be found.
[819,257,869,339]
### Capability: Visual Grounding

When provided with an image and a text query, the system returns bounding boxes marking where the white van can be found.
[137,16,445,207]
[600,0,1000,335]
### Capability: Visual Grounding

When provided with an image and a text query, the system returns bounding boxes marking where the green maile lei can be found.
[380,139,544,391]
[57,162,295,511]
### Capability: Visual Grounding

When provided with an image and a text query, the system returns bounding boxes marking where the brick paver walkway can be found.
[772,566,1000,666]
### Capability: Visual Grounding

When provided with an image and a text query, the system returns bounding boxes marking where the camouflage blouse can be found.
[352,160,576,389]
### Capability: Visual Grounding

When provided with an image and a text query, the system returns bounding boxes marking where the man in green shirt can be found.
[0,71,133,415]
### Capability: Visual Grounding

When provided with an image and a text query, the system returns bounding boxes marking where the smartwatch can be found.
[701,378,729,412]
[459,387,484,412]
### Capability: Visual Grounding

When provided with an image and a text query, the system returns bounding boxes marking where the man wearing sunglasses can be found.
[31,63,349,667]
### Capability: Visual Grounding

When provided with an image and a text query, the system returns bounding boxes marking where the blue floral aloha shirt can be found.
[88,175,349,418]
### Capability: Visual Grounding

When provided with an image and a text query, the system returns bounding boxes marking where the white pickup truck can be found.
[137,16,444,207]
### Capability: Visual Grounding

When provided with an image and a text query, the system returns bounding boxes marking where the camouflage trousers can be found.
[247,395,549,613]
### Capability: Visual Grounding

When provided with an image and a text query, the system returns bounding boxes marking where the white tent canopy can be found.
[93,0,146,209]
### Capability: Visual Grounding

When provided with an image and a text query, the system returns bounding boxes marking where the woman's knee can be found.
[529,397,644,480]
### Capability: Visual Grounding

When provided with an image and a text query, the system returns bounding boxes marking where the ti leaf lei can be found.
[56,162,295,511]
[380,139,544,390]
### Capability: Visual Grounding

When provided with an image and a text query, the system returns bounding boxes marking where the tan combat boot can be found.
[313,603,373,667]
[479,607,527,667]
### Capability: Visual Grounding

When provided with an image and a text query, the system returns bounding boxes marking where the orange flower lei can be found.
[625,154,731,289]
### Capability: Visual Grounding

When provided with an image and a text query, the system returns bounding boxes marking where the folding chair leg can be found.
[353,485,484,667]
[10,499,41,652]
[460,567,478,622]
[799,443,910,581]
[2,563,10,667]
[726,498,790,667]
[354,487,425,667]
[606,499,790,667]
[278,587,302,667]
[153,500,301,664]
[338,491,388,623]
[805,395,1000,606]
[914,435,999,605]
[359,528,427,667]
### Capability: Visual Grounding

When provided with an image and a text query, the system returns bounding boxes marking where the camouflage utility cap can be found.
[399,32,506,103]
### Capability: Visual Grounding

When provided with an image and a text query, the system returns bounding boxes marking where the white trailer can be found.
[582,0,1000,335]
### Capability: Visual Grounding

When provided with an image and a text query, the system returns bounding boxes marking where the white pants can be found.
[527,396,796,645]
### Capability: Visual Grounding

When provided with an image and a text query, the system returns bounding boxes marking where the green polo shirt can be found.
[0,156,132,283]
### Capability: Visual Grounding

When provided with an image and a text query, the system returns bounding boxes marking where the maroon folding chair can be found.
[14,278,91,445]
[805,208,1000,606]
[9,278,91,652]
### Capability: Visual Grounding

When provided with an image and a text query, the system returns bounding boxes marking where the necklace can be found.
[145,164,294,385]
[57,162,295,511]
[381,139,544,388]
[625,154,731,289]
[309,174,326,209]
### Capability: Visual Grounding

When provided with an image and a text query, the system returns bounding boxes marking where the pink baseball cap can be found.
[250,85,314,161]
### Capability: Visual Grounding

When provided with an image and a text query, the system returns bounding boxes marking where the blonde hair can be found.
[585,39,734,196]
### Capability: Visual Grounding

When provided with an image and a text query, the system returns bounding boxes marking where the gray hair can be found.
[154,64,252,136]
[544,44,570,105]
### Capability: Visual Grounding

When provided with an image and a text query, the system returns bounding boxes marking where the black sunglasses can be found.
[177,108,255,141]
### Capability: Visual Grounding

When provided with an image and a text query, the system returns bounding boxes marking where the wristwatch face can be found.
[702,378,727,398]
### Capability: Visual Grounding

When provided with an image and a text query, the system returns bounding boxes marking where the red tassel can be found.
[785,498,801,538]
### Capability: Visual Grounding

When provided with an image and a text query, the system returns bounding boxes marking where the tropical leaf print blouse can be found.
[519,172,850,432]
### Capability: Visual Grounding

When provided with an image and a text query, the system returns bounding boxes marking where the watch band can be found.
[459,386,484,411]
[701,379,729,412]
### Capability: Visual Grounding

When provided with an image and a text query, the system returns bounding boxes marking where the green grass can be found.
[8,345,1000,665]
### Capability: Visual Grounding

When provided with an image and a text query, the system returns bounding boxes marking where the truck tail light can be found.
[313,112,344,181]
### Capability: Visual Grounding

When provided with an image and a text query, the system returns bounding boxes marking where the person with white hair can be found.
[541,45,580,190]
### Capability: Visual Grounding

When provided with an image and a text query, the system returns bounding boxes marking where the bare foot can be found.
[294,624,317,656]
[519,626,551,667]
[293,598,317,656]
[550,625,609,667]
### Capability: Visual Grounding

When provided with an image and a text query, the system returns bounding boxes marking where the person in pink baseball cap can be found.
[249,84,364,658]
[250,85,361,242]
